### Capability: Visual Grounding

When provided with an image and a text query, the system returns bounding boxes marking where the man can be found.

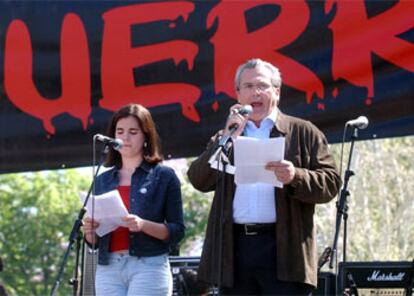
[187,58,341,295]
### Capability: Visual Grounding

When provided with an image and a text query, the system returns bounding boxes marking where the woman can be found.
[83,104,185,296]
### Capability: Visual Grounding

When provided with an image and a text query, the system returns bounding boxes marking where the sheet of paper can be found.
[80,190,128,237]
[208,147,236,174]
[234,136,285,188]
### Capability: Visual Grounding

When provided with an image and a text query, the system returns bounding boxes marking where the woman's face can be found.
[115,115,145,159]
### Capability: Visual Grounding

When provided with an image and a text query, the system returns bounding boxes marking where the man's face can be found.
[236,66,280,126]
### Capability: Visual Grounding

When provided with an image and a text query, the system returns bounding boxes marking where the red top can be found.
[109,186,130,252]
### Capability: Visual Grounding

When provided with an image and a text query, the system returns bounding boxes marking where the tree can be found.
[180,172,212,255]
[0,170,89,296]
[316,136,414,268]
[164,158,212,255]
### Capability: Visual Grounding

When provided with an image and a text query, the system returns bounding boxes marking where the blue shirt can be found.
[93,161,185,265]
[233,108,278,223]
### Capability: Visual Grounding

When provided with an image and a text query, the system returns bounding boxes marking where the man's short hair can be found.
[234,58,282,91]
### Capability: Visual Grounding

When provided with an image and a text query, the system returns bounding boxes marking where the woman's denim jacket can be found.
[92,161,185,265]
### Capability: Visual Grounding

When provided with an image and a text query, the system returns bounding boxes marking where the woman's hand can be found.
[123,215,170,240]
[82,217,100,244]
[122,214,145,232]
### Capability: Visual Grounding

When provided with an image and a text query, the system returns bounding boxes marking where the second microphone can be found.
[94,134,124,150]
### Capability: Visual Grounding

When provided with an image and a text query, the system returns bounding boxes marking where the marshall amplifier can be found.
[338,261,414,296]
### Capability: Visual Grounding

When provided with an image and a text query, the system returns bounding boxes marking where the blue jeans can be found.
[95,252,172,296]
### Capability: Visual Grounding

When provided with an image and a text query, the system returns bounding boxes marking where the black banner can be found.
[0,1,413,173]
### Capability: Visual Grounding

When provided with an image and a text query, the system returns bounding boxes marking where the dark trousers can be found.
[221,225,313,296]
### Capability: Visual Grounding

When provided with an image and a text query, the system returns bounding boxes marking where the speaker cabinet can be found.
[315,272,336,296]
[338,261,414,296]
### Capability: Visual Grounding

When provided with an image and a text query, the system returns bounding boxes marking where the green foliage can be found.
[165,159,212,255]
[316,136,414,268]
[180,175,212,254]
[0,170,89,296]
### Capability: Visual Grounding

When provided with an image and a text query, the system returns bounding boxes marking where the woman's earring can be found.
[144,142,148,148]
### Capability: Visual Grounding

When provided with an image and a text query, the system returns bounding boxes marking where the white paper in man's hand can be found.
[234,136,285,188]
[80,190,128,237]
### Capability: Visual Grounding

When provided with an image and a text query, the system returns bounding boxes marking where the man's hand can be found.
[265,160,296,185]
[225,104,249,138]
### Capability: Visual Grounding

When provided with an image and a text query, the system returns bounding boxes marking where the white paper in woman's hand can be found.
[79,190,128,236]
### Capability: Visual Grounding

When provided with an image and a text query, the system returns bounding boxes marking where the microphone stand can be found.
[216,150,227,295]
[345,272,359,296]
[329,126,359,270]
[405,259,414,296]
[208,136,234,296]
[50,144,108,296]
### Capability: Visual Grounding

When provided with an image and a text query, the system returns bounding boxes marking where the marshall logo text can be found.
[367,270,406,282]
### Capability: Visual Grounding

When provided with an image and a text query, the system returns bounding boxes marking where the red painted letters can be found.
[100,2,201,122]
[327,0,414,102]
[2,1,413,136]
[4,14,90,135]
[208,1,324,103]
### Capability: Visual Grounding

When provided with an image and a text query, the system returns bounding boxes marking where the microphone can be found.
[94,134,123,150]
[235,104,253,116]
[317,246,332,272]
[218,105,253,148]
[227,104,253,130]
[346,116,369,129]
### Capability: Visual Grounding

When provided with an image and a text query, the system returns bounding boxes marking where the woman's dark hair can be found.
[104,104,163,167]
